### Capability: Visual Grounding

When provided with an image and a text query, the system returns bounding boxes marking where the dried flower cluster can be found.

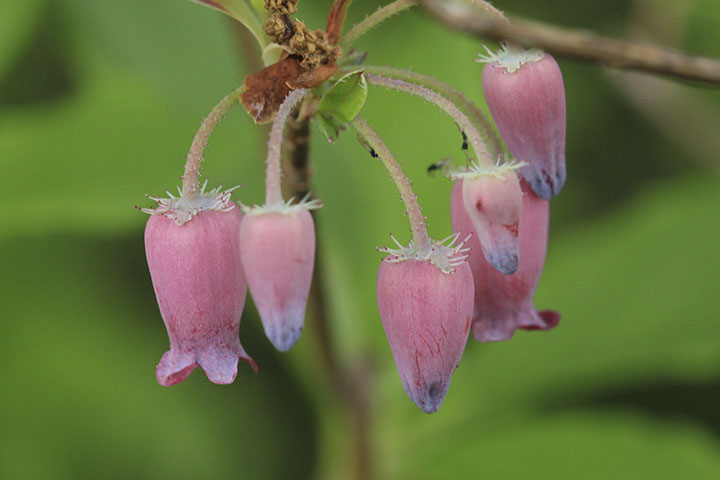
[264,0,341,69]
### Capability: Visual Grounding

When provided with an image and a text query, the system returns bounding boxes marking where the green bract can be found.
[316,70,368,141]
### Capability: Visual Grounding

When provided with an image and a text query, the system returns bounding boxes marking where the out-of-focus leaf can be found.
[189,0,268,56]
[396,412,720,479]
[0,63,250,236]
[0,233,317,479]
[367,175,720,477]
[64,0,243,115]
[0,0,47,81]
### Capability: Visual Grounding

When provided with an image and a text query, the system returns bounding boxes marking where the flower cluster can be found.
[365,45,566,412]
[143,182,320,385]
[143,88,318,386]
[140,0,566,416]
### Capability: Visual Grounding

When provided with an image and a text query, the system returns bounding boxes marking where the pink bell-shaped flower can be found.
[457,164,523,275]
[143,184,257,386]
[451,179,560,342]
[479,46,566,200]
[239,197,320,352]
[377,236,473,413]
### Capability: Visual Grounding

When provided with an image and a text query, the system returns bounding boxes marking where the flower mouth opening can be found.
[377,232,471,274]
[141,179,239,225]
[475,44,544,73]
[449,159,526,181]
[240,192,323,216]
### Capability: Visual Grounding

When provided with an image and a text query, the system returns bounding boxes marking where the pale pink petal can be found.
[483,54,566,199]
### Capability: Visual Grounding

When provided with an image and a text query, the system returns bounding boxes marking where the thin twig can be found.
[351,115,432,250]
[418,0,720,86]
[264,89,308,205]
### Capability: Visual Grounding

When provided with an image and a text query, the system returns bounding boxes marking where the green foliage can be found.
[0,0,47,80]
[1,0,720,479]
[315,70,368,141]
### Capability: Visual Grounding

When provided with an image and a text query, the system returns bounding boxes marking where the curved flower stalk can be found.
[352,116,473,414]
[240,88,321,351]
[478,45,567,199]
[142,87,256,386]
[450,179,560,342]
[365,74,524,273]
[365,74,494,167]
[363,64,503,158]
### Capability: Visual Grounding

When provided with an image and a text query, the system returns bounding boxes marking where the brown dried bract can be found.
[293,63,339,89]
[326,0,353,45]
[241,57,304,124]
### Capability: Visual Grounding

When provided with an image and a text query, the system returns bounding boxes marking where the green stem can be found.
[351,116,431,251]
[340,0,416,50]
[365,74,493,167]
[264,88,309,205]
[182,86,243,199]
[364,65,503,158]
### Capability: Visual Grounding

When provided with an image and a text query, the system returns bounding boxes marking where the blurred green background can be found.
[1,0,720,478]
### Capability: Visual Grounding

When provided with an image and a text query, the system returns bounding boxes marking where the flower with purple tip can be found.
[143,182,257,386]
[479,45,567,199]
[451,162,524,275]
[239,196,321,352]
[451,179,560,342]
[376,235,473,413]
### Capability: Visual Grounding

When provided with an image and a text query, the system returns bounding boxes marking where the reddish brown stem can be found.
[419,0,720,85]
[327,0,354,45]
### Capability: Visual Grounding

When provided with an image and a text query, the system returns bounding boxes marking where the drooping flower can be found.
[376,236,474,413]
[479,45,567,200]
[451,179,560,342]
[143,183,257,386]
[239,196,321,352]
[452,162,524,275]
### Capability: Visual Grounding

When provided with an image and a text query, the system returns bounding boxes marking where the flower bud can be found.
[459,165,523,275]
[377,237,473,413]
[143,185,257,386]
[479,47,566,199]
[239,198,319,352]
[451,180,560,342]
